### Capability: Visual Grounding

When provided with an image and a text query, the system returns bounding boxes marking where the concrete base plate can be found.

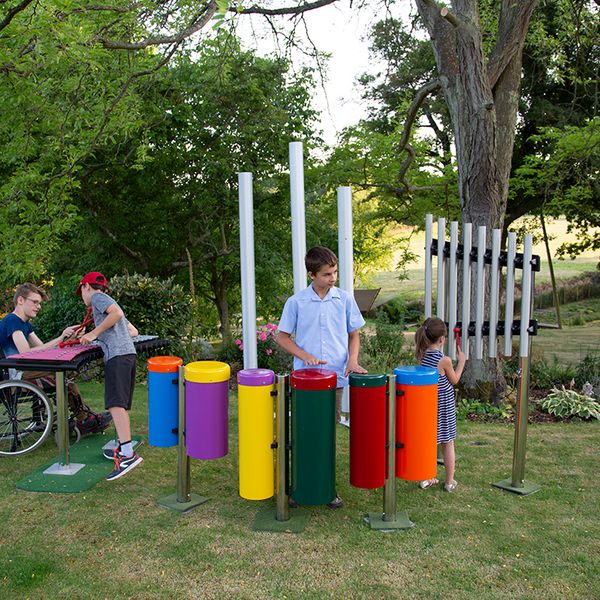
[43,462,86,476]
[364,511,414,531]
[252,507,309,533]
[492,479,541,496]
[157,493,208,512]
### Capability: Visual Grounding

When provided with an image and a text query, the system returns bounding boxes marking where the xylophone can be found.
[0,335,168,472]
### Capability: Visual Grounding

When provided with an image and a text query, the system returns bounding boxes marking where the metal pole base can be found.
[43,462,86,476]
[157,493,208,512]
[492,479,541,496]
[252,506,309,533]
[364,511,414,531]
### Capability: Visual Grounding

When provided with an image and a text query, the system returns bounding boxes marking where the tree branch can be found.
[0,0,35,32]
[233,0,337,16]
[487,0,538,89]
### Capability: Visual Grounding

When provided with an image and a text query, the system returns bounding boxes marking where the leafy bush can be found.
[456,398,512,420]
[32,275,88,340]
[360,316,413,374]
[109,274,193,339]
[541,385,600,420]
[504,354,577,391]
[375,297,422,327]
[574,351,600,397]
[220,323,292,375]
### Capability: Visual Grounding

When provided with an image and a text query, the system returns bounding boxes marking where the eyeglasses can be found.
[25,297,42,306]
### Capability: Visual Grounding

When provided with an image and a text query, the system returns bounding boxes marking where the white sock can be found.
[120,441,133,457]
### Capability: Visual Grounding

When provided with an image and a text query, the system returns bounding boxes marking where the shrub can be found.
[457,398,512,420]
[219,323,292,375]
[574,351,600,397]
[360,316,413,374]
[375,297,422,327]
[541,385,600,420]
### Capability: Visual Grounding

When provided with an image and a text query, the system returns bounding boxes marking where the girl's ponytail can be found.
[414,317,447,362]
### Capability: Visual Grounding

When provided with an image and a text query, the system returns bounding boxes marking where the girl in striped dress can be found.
[415,317,466,492]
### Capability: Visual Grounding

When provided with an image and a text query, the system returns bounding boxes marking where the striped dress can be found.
[421,349,457,444]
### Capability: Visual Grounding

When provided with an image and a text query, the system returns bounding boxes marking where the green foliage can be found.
[375,297,422,327]
[31,276,87,341]
[541,386,600,420]
[505,356,577,391]
[359,316,412,374]
[574,351,600,398]
[456,398,512,421]
[108,274,192,340]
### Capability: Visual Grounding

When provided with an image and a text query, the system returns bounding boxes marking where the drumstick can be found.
[453,326,461,351]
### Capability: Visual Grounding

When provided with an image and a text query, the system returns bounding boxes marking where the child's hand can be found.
[303,353,327,367]
[345,361,367,376]
[80,332,97,345]
[60,325,79,341]
[457,348,466,363]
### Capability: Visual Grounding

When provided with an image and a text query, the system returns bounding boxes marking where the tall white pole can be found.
[238,172,258,369]
[520,235,534,358]
[448,221,459,359]
[504,232,517,356]
[425,214,433,319]
[337,187,354,419]
[488,229,502,358]
[290,142,307,293]
[461,223,473,359]
[436,218,446,320]
[475,226,486,360]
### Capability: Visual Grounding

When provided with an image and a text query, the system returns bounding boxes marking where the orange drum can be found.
[394,366,438,481]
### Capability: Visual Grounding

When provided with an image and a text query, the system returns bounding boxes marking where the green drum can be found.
[290,368,337,505]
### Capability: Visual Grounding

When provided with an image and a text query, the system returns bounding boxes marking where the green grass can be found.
[1,381,599,599]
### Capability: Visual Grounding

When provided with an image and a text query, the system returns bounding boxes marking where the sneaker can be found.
[327,495,343,509]
[106,452,143,481]
[103,444,120,460]
[444,480,458,493]
[77,412,113,436]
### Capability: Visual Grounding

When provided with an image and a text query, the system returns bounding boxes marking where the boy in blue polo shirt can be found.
[277,246,367,508]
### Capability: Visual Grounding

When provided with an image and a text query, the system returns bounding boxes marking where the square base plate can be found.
[43,462,86,476]
[365,511,414,531]
[252,506,309,533]
[157,493,208,512]
[492,479,541,496]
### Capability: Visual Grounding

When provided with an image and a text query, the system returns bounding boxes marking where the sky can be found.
[236,1,413,145]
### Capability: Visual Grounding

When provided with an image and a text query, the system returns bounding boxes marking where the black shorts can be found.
[104,354,136,410]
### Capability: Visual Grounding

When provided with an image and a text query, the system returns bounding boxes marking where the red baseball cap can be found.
[76,272,108,295]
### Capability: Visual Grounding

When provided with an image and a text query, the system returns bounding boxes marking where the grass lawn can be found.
[1,381,598,599]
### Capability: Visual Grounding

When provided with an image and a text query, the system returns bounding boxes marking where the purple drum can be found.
[184,361,230,460]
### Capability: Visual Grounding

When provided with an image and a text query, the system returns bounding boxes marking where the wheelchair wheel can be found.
[0,380,53,456]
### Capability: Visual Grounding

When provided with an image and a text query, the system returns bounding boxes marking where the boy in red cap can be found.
[77,272,142,481]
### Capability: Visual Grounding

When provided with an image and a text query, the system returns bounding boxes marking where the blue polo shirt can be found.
[278,285,365,387]
[0,313,34,358]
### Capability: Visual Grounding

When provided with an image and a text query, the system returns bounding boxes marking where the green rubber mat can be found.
[15,435,143,493]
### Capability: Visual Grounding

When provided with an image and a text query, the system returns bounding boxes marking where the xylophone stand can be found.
[158,366,208,512]
[364,374,414,531]
[43,371,85,476]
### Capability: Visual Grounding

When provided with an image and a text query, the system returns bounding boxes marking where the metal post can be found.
[425,214,433,319]
[461,223,472,359]
[275,374,289,522]
[436,218,446,319]
[474,226,486,359]
[290,142,307,293]
[177,365,191,503]
[383,374,397,521]
[365,374,413,530]
[503,232,517,357]
[448,221,459,359]
[493,236,540,495]
[238,172,258,369]
[488,229,501,358]
[43,371,85,475]
[157,365,208,511]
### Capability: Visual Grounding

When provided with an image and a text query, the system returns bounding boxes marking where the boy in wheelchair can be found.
[0,283,111,435]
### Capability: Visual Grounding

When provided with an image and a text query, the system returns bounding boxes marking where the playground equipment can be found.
[349,367,438,531]
[425,214,541,495]
[150,359,230,512]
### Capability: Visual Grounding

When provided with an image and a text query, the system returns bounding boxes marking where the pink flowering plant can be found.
[234,322,292,373]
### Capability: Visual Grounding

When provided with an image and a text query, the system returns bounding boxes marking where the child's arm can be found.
[345,330,367,375]
[439,348,466,385]
[80,304,123,345]
[127,322,138,337]
[276,331,327,367]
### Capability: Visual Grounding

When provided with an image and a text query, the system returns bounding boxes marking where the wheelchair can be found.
[0,365,82,457]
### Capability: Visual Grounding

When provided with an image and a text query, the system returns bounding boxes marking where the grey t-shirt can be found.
[90,292,136,362]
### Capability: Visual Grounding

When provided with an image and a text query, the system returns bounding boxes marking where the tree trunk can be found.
[211,267,231,340]
[416,0,537,401]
